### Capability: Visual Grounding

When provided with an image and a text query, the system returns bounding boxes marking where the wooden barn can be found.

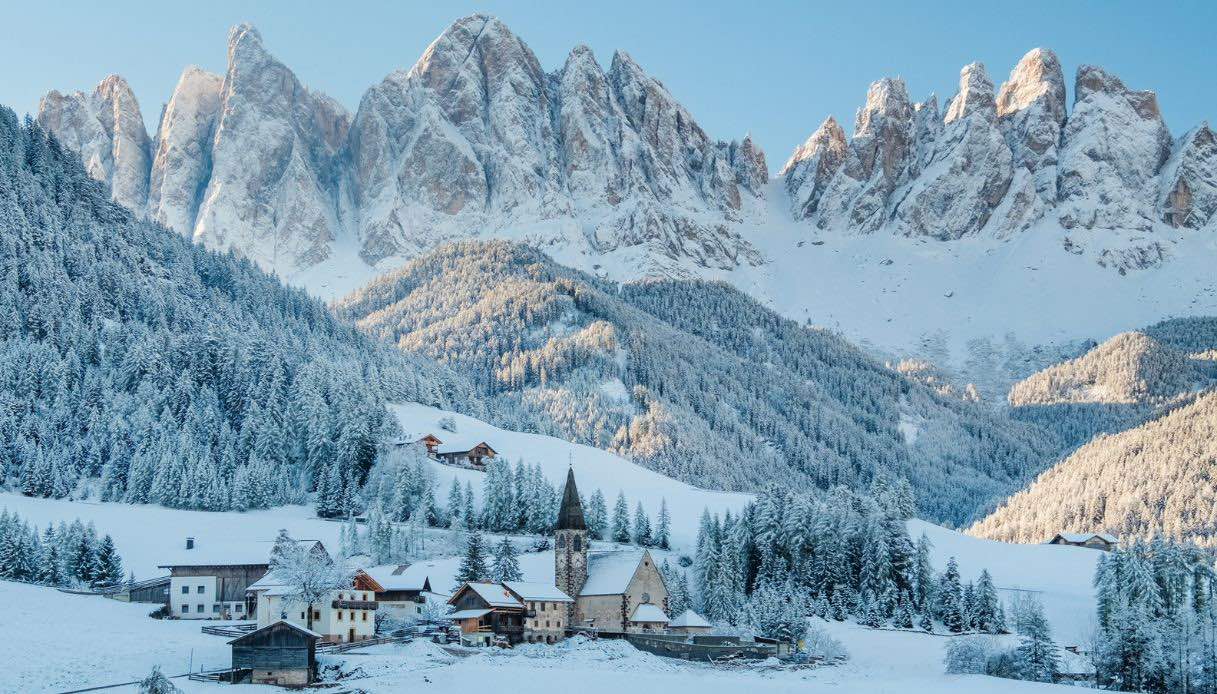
[448,582,527,645]
[434,438,497,469]
[229,620,320,686]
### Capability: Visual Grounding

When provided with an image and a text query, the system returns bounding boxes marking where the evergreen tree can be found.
[454,529,488,586]
[93,534,123,586]
[491,536,522,583]
[632,502,653,546]
[655,498,671,550]
[1013,597,1059,683]
[586,489,608,540]
[938,557,965,633]
[611,492,631,544]
[973,569,1001,633]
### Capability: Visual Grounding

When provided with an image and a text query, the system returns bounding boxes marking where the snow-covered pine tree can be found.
[632,502,653,546]
[454,529,488,587]
[491,537,522,583]
[655,499,671,550]
[938,557,965,633]
[1012,596,1059,683]
[611,492,631,544]
[587,489,608,540]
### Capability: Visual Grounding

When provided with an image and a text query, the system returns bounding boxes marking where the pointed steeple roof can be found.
[556,467,587,531]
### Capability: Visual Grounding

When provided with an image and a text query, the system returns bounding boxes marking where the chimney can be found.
[186,537,195,550]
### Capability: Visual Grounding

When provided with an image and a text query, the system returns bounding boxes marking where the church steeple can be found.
[555,467,589,622]
[556,467,587,530]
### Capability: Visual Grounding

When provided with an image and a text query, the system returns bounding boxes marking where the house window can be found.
[197,585,205,593]
[362,613,368,621]
[197,604,204,613]
[300,611,306,620]
[349,612,355,621]
[181,604,189,613]
[235,603,245,613]
[181,585,189,595]
[212,604,220,613]
[313,611,320,621]
[338,593,344,600]
[338,612,343,621]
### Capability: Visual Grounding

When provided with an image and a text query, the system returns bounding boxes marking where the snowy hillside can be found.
[336,241,1062,526]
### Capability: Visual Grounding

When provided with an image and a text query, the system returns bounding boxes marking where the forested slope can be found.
[336,241,1061,526]
[971,390,1217,545]
[0,110,480,512]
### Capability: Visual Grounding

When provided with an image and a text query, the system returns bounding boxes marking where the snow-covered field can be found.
[3,578,1075,694]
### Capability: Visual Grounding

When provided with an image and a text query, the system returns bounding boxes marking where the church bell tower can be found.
[555,467,589,618]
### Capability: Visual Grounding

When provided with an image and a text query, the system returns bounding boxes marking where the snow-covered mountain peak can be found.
[944,62,996,124]
[996,48,1066,123]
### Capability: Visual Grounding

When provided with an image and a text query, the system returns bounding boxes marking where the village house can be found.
[365,562,450,620]
[504,581,574,644]
[248,568,383,644]
[1047,532,1118,551]
[434,436,497,469]
[554,469,670,633]
[229,620,320,687]
[396,433,444,456]
[447,581,530,645]
[157,537,324,620]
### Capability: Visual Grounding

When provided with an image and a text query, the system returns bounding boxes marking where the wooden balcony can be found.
[331,599,378,610]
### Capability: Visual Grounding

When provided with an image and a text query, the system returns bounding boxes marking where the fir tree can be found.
[454,529,488,586]
[632,502,653,546]
[586,489,608,540]
[491,537,522,583]
[93,534,123,586]
[1013,597,1059,683]
[655,499,671,550]
[938,557,965,633]
[611,492,631,544]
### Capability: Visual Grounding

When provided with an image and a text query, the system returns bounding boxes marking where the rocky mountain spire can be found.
[893,62,1017,239]
[148,66,223,236]
[1157,123,1217,229]
[996,48,1067,200]
[811,77,914,232]
[192,23,350,271]
[1057,65,1172,231]
[37,75,151,211]
[781,116,848,219]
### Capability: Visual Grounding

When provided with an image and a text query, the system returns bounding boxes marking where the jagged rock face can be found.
[996,48,1067,200]
[37,75,151,211]
[348,14,763,269]
[193,24,350,270]
[813,78,914,232]
[1158,123,1217,229]
[893,63,1017,239]
[148,67,223,236]
[1057,65,1172,231]
[780,116,847,219]
[909,96,941,179]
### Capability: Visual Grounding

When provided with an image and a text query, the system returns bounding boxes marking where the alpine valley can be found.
[6,8,1217,693]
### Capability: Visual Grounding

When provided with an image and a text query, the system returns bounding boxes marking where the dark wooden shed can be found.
[230,620,320,686]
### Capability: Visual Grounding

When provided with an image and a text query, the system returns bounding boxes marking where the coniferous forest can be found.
[0,110,482,512]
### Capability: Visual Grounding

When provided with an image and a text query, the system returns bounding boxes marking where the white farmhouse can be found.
[157,536,324,620]
[248,569,384,644]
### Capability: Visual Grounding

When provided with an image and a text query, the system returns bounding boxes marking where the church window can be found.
[573,536,581,551]
[557,535,566,549]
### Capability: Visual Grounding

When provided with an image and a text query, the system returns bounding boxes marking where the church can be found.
[554,469,670,633]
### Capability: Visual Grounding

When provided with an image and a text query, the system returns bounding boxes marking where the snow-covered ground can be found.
[392,402,751,551]
[3,582,1074,694]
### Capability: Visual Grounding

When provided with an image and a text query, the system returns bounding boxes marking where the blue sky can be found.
[3,0,1213,169]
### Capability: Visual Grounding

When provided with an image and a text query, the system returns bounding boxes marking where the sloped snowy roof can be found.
[668,609,711,628]
[629,603,669,623]
[504,581,573,602]
[456,582,524,608]
[435,436,495,455]
[580,551,645,596]
[366,562,439,592]
[158,539,324,569]
[1051,532,1117,544]
[229,620,322,645]
[448,608,493,620]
